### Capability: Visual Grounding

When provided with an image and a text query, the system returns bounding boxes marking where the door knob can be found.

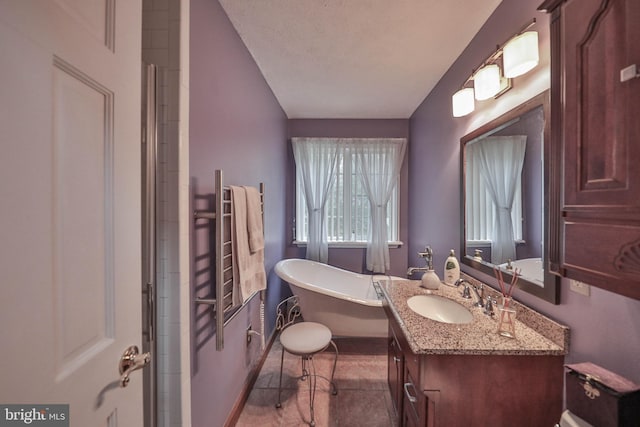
[119,345,151,387]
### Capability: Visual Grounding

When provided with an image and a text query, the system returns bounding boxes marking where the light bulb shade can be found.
[452,88,475,117]
[473,64,501,100]
[503,31,539,78]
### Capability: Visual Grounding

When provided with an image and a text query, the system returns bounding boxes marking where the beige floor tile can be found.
[235,337,394,427]
[336,389,394,427]
[235,388,282,427]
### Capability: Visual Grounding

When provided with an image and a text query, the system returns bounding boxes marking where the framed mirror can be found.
[460,90,560,304]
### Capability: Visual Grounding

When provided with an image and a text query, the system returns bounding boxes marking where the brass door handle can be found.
[119,345,151,387]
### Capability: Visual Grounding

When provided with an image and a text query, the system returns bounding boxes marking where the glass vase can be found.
[497,297,516,338]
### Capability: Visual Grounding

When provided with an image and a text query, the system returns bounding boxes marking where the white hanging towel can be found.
[243,185,265,253]
[230,186,267,305]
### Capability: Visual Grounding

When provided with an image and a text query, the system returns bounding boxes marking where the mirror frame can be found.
[459,90,560,304]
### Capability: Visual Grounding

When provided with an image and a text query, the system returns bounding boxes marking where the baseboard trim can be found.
[224,332,276,427]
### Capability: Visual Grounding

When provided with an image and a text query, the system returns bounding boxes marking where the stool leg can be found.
[275,347,285,409]
[329,340,338,395]
[301,356,308,380]
[307,356,316,427]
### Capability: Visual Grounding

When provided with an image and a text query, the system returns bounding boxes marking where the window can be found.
[295,142,400,245]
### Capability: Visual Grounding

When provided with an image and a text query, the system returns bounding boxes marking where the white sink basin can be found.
[407,294,473,324]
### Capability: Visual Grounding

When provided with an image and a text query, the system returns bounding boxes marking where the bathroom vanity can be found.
[381,278,569,427]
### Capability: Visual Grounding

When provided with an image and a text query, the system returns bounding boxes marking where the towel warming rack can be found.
[193,169,264,350]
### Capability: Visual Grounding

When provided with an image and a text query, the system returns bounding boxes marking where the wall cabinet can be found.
[387,314,563,427]
[540,0,640,299]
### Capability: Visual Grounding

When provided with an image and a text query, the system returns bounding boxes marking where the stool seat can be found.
[280,322,332,355]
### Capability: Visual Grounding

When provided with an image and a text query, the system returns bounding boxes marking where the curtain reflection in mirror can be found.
[466,135,527,264]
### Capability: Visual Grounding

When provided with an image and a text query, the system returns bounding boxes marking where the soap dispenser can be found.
[444,249,460,285]
[419,247,441,290]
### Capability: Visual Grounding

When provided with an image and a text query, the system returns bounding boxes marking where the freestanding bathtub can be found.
[274,258,402,338]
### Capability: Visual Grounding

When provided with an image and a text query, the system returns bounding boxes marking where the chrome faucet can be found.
[454,278,485,308]
[484,296,496,317]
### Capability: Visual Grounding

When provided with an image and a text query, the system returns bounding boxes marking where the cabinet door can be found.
[388,327,404,419]
[402,368,423,427]
[402,400,420,427]
[555,0,640,299]
[402,369,437,427]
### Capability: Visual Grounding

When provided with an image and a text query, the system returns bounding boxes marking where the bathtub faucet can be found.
[407,266,430,278]
[408,246,436,278]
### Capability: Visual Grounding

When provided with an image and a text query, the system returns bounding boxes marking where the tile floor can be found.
[235,337,398,427]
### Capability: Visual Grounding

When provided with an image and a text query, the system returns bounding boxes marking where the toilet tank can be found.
[565,362,640,427]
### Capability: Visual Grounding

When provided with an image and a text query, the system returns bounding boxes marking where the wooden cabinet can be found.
[386,315,563,426]
[540,0,640,299]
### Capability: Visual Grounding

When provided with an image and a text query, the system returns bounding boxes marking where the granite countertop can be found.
[380,277,569,356]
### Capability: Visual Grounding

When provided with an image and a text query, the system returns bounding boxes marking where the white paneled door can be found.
[0,1,145,425]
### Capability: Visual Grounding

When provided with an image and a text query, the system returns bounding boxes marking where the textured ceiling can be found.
[219,0,502,119]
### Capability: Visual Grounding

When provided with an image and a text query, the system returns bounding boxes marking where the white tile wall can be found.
[142,0,190,426]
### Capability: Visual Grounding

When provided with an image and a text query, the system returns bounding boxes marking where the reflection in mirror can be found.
[460,90,560,304]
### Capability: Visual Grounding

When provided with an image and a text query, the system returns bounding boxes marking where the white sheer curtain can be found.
[476,135,527,264]
[292,137,341,263]
[353,138,406,273]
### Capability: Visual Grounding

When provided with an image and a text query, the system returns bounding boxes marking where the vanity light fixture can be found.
[451,18,538,117]
[503,31,539,78]
[473,64,502,100]
[452,87,475,117]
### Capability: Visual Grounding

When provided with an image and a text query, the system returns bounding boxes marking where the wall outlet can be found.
[569,279,591,297]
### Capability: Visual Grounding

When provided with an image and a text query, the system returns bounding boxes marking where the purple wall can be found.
[189,0,288,425]
[410,0,640,384]
[286,119,410,277]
